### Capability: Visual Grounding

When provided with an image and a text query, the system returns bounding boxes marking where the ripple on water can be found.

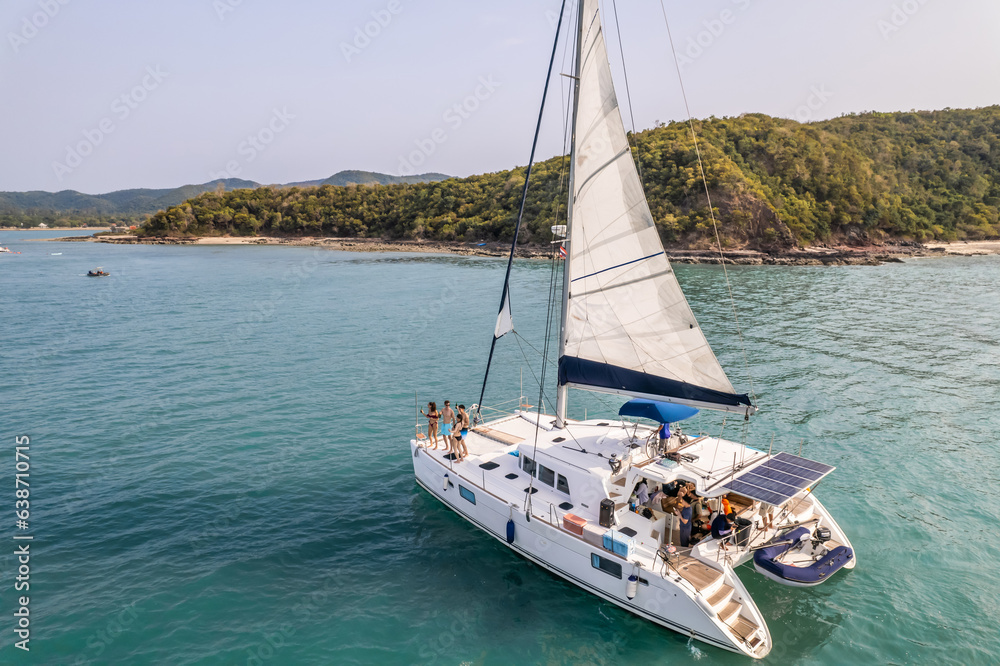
[1,238,998,664]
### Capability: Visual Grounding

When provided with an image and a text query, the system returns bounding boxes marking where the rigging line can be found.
[513,331,556,366]
[528,213,565,503]
[557,0,574,163]
[512,332,542,391]
[475,0,570,425]
[658,1,757,407]
[512,333,556,413]
[553,7,576,235]
[528,26,579,495]
[609,0,644,183]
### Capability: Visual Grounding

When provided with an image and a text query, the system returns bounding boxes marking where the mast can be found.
[555,0,586,429]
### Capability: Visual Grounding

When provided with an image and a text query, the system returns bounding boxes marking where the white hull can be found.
[410,436,770,658]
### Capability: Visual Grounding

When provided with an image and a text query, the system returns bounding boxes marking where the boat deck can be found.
[417,411,732,572]
[413,410,814,657]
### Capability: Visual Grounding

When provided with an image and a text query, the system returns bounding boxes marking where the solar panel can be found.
[725,480,788,506]
[774,451,835,475]
[723,452,835,506]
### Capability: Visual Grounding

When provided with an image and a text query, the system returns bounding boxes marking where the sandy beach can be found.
[2,227,112,232]
[923,240,1000,255]
[39,233,1000,265]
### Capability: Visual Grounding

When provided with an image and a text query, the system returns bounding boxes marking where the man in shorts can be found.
[440,401,455,456]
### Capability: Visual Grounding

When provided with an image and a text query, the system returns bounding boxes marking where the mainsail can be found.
[557,0,752,414]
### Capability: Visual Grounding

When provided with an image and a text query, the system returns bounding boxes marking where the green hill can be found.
[321,170,450,187]
[0,172,452,229]
[0,179,259,217]
[138,107,1000,246]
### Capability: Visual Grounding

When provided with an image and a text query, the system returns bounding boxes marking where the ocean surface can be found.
[1,229,998,665]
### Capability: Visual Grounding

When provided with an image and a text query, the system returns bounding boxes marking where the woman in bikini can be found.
[420,402,441,449]
[454,405,470,461]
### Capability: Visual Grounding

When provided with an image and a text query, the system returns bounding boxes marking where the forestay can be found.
[558,0,751,413]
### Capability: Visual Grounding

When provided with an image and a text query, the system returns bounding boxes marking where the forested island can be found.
[120,107,1000,248]
[0,172,448,230]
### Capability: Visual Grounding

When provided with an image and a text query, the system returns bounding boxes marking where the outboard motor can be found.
[815,526,832,542]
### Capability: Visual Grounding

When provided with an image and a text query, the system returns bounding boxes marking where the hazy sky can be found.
[2,0,998,193]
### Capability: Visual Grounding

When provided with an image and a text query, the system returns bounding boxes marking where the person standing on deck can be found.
[677,496,693,547]
[440,401,455,456]
[420,402,441,450]
[455,405,470,461]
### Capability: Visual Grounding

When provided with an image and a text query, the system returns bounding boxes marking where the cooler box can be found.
[582,522,606,548]
[563,513,586,535]
[602,530,636,558]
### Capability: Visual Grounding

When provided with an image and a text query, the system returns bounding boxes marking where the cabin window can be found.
[538,465,555,487]
[556,474,571,495]
[591,553,622,579]
[459,486,476,505]
[522,456,536,476]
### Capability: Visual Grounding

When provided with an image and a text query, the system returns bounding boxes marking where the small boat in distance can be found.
[0,246,21,254]
[87,268,110,277]
[51,252,63,256]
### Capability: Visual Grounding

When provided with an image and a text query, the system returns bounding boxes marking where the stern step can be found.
[718,600,742,625]
[674,558,723,593]
[731,615,762,651]
[706,583,734,610]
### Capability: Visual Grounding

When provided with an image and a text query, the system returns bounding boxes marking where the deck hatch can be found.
[724,452,835,506]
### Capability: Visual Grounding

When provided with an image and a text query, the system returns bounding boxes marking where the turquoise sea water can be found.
[1,230,998,665]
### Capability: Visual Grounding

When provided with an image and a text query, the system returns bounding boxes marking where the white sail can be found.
[494,290,513,338]
[559,0,750,412]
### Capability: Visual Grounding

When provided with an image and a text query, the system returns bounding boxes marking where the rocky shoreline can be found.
[51,234,1000,265]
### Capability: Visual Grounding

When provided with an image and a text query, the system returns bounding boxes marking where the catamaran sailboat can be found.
[410,0,854,658]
